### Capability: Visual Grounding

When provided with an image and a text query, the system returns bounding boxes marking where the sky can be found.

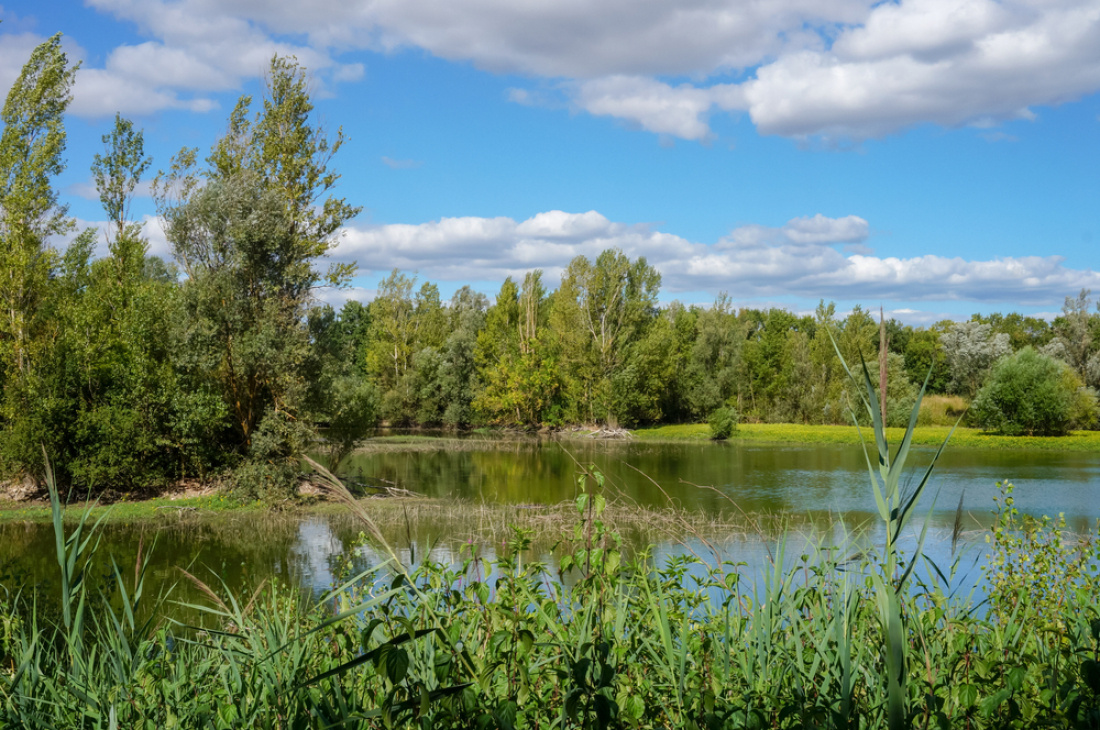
[2,0,1099,325]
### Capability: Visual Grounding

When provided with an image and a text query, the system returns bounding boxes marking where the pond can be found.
[2,437,1098,614]
[342,437,1100,531]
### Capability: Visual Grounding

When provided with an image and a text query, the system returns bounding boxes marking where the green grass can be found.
[0,493,267,523]
[633,421,1100,450]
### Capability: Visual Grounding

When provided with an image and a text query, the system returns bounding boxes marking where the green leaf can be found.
[384,647,410,684]
[1082,659,1100,694]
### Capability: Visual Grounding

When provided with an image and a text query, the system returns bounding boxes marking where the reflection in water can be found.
[1,440,1096,613]
[344,440,1100,532]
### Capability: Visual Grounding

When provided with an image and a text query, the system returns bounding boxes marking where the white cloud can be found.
[572,76,745,141]
[10,0,1100,135]
[332,210,1100,305]
[314,285,377,309]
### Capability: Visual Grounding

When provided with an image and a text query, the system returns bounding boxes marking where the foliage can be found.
[843,351,919,428]
[972,347,1098,436]
[984,481,1100,626]
[707,406,738,440]
[917,394,969,427]
[940,320,1012,398]
[0,34,75,383]
[156,55,360,496]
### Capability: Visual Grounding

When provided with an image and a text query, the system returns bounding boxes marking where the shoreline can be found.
[3,422,1096,520]
[632,422,1100,450]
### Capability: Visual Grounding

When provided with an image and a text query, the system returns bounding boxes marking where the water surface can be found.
[2,438,1097,613]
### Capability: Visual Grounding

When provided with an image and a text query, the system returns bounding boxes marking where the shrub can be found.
[708,406,738,440]
[972,347,1098,435]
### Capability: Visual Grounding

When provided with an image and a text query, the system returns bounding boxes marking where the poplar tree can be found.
[0,34,75,379]
[0,34,78,478]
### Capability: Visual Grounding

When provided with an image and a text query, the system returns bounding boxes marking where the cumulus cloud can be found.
[0,0,362,118]
[572,76,745,141]
[332,210,1100,305]
[743,0,1100,138]
[11,0,1100,135]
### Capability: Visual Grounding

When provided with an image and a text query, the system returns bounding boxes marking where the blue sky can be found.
[2,0,1099,324]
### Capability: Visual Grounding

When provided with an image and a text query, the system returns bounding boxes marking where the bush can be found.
[708,406,738,440]
[972,347,1098,436]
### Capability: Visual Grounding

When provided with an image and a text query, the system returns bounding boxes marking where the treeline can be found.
[339,270,1100,433]
[1,36,1098,496]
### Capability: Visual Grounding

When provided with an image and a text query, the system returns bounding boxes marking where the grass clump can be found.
[918,394,969,426]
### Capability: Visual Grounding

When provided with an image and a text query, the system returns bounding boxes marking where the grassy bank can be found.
[0,492,268,524]
[634,421,1100,450]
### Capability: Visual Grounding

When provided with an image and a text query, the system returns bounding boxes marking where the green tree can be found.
[551,251,660,426]
[366,270,446,423]
[0,35,81,479]
[0,34,75,388]
[475,273,559,426]
[901,325,950,395]
[684,295,741,419]
[411,286,487,426]
[972,347,1097,436]
[304,305,379,473]
[156,55,360,496]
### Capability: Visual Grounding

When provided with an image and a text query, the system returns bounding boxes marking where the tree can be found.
[411,286,487,426]
[1044,289,1098,380]
[940,321,1011,398]
[684,294,741,419]
[0,35,81,480]
[552,251,660,426]
[972,347,1097,436]
[0,34,76,381]
[156,55,360,496]
[475,273,559,426]
[366,270,447,423]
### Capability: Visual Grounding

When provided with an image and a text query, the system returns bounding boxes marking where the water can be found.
[343,438,1100,532]
[2,438,1097,612]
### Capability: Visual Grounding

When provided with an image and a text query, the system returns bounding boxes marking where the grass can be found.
[0,490,806,554]
[919,393,969,426]
[0,493,268,524]
[633,421,1100,450]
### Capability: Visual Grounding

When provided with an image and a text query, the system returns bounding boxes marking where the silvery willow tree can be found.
[156,56,363,497]
[939,320,1011,398]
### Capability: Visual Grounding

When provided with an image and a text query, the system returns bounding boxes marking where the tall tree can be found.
[366,270,446,422]
[0,34,76,379]
[1047,289,1096,379]
[685,294,741,418]
[156,55,360,495]
[554,250,660,426]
